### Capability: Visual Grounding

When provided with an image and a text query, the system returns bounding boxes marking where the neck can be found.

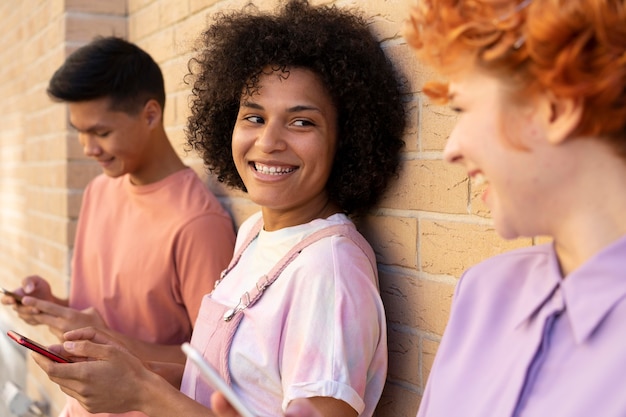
[129,129,186,185]
[549,143,626,276]
[261,198,341,231]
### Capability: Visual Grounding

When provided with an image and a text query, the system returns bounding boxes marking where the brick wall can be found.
[0,0,536,415]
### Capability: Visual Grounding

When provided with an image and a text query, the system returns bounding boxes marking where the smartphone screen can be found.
[7,331,73,363]
[1,287,23,304]
[181,342,255,417]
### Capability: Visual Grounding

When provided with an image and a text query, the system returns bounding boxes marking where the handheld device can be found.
[7,331,73,363]
[181,342,255,417]
[1,287,23,304]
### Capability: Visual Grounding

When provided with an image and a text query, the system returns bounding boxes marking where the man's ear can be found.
[143,99,162,128]
[542,92,583,145]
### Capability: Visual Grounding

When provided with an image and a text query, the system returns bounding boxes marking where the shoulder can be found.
[466,243,552,276]
[291,217,377,287]
[163,169,231,218]
[456,243,554,298]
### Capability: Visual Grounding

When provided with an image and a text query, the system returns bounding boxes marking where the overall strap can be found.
[222,222,378,322]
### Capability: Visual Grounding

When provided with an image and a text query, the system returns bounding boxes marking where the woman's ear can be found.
[143,99,163,128]
[542,92,583,145]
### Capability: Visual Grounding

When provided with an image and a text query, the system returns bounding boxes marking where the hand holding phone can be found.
[1,287,23,305]
[181,342,255,417]
[7,330,73,363]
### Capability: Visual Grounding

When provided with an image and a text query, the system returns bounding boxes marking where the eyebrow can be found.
[240,101,322,114]
[68,121,110,133]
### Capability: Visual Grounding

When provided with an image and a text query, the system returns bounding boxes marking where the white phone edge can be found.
[181,342,256,417]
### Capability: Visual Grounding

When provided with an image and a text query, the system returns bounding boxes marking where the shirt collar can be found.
[561,234,626,343]
[513,243,563,328]
[514,235,626,344]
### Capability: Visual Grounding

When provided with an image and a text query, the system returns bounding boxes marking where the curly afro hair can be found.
[186,0,407,215]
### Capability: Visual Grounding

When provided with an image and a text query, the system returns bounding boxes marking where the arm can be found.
[176,214,235,325]
[19,299,186,364]
[211,393,329,417]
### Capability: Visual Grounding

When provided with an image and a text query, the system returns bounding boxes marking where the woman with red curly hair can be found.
[405,0,626,416]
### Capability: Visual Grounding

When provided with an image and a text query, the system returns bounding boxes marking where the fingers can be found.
[64,327,121,347]
[211,392,242,417]
[22,276,49,295]
[22,297,68,318]
[62,337,130,361]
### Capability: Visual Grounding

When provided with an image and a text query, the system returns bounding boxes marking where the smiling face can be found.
[443,69,572,239]
[232,67,339,230]
[68,97,154,183]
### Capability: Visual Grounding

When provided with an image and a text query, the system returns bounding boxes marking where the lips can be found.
[252,162,297,175]
[469,172,490,203]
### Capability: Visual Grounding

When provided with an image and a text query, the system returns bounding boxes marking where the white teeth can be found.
[471,173,487,187]
[254,163,295,175]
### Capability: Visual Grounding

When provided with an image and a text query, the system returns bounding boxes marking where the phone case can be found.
[7,330,73,363]
[1,288,23,304]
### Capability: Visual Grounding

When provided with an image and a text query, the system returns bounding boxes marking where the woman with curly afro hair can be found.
[179,0,407,415]
[185,0,406,216]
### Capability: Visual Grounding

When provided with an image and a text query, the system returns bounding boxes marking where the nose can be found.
[255,121,287,153]
[442,126,463,164]
[80,134,102,157]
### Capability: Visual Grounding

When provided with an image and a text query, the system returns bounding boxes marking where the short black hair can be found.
[186,0,407,215]
[47,36,165,114]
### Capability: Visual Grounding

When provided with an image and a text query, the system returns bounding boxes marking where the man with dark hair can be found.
[2,36,236,417]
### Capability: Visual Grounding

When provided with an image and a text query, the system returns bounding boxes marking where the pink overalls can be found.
[179,218,377,410]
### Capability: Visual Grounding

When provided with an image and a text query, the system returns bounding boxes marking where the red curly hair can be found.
[406,0,626,155]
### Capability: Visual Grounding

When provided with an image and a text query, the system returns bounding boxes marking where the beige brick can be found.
[161,54,192,94]
[387,326,420,385]
[128,0,153,14]
[129,2,160,40]
[358,0,411,43]
[422,337,440,386]
[421,100,458,152]
[382,159,469,213]
[380,271,455,335]
[140,26,176,63]
[403,97,419,152]
[360,215,418,269]
[420,219,533,277]
[65,0,126,15]
[169,91,193,128]
[27,188,68,218]
[67,161,101,189]
[65,14,127,43]
[385,41,438,96]
[174,10,210,54]
[160,0,191,27]
[376,383,421,417]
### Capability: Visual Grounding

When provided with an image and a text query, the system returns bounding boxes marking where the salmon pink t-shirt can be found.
[62,168,235,417]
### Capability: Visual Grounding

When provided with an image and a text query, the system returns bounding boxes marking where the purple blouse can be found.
[417,235,626,417]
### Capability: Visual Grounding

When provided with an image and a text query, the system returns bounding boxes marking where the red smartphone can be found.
[1,287,23,305]
[7,330,73,363]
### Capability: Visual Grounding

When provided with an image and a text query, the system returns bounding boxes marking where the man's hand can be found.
[20,298,106,340]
